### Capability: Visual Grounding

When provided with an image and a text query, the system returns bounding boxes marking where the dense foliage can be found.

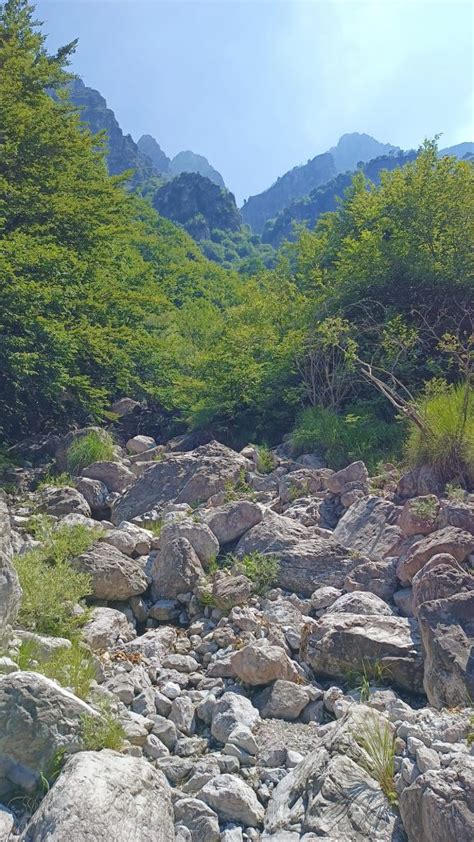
[1,2,472,484]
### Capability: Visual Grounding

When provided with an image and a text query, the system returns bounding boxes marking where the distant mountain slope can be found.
[262,150,418,247]
[169,150,225,188]
[67,78,156,186]
[137,134,171,173]
[439,142,474,160]
[151,172,241,240]
[241,152,336,235]
[329,132,399,173]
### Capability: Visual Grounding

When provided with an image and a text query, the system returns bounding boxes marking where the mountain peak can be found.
[329,132,400,173]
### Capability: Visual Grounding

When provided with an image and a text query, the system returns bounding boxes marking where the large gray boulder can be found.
[344,556,399,602]
[0,672,97,798]
[112,441,249,523]
[264,705,404,840]
[333,496,403,559]
[155,520,219,567]
[230,638,301,686]
[397,527,474,584]
[399,754,474,842]
[20,750,175,842]
[199,774,264,827]
[235,512,363,596]
[81,461,135,494]
[69,542,148,601]
[150,536,204,601]
[81,606,136,652]
[412,554,474,612]
[301,613,424,693]
[211,692,260,744]
[0,495,21,645]
[417,591,474,708]
[40,486,91,518]
[325,590,394,616]
[203,500,263,545]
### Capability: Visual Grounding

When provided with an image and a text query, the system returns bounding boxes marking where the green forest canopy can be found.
[1,1,472,471]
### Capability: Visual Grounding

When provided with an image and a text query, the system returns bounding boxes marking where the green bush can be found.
[14,523,102,637]
[81,699,125,751]
[291,405,404,472]
[66,431,115,475]
[254,445,275,474]
[405,384,474,488]
[232,551,280,595]
[18,638,97,700]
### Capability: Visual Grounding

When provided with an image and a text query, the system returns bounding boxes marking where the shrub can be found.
[291,405,404,472]
[66,430,115,475]
[410,497,438,520]
[224,469,256,502]
[405,383,473,488]
[356,715,397,805]
[254,445,275,474]
[13,523,102,637]
[145,519,163,538]
[18,638,97,699]
[81,699,125,751]
[232,551,280,595]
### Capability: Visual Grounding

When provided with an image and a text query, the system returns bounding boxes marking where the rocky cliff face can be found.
[263,150,418,247]
[170,150,225,188]
[137,134,171,174]
[67,78,157,186]
[329,132,399,173]
[241,152,336,235]
[152,172,241,240]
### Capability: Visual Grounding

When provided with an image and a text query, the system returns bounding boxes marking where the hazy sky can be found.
[36,0,473,203]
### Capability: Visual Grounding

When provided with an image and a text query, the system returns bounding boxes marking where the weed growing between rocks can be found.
[81,699,125,751]
[66,430,115,475]
[346,660,392,702]
[410,496,438,520]
[35,472,73,490]
[356,715,397,805]
[13,522,102,637]
[18,638,97,700]
[254,445,275,474]
[224,469,256,502]
[233,551,280,595]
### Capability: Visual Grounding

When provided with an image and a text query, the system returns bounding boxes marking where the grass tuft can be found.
[356,714,398,805]
[18,638,97,699]
[66,430,115,475]
[81,698,125,751]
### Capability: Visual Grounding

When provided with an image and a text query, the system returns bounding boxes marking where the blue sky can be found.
[36,0,473,203]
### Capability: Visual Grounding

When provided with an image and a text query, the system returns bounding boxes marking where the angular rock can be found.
[203,500,263,544]
[236,512,363,596]
[75,477,108,513]
[101,522,152,557]
[397,527,474,584]
[0,495,21,644]
[81,606,136,651]
[126,435,156,454]
[398,495,440,536]
[212,573,254,610]
[156,521,219,567]
[326,590,394,616]
[174,797,220,842]
[230,639,300,686]
[81,461,135,494]
[254,680,310,720]
[326,460,369,494]
[20,750,174,842]
[396,465,443,499]
[412,554,474,612]
[199,774,265,827]
[301,613,424,693]
[278,469,327,504]
[399,754,474,842]
[40,486,91,518]
[0,672,97,798]
[112,441,249,523]
[150,537,204,601]
[211,692,260,744]
[70,542,147,600]
[417,591,474,708]
[334,496,402,559]
[344,556,398,602]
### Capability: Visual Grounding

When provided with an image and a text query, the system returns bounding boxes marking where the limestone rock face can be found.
[112,442,249,523]
[417,591,474,708]
[0,672,97,798]
[334,496,403,559]
[301,613,424,693]
[236,512,361,596]
[230,639,300,686]
[70,542,148,600]
[20,750,175,842]
[199,773,265,827]
[399,754,474,842]
[0,494,21,644]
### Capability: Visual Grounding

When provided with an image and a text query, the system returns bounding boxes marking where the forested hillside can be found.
[1,0,472,473]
